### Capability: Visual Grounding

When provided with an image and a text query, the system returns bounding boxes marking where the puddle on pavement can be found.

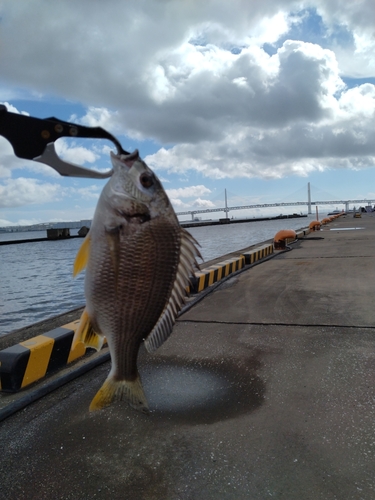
[140,354,265,425]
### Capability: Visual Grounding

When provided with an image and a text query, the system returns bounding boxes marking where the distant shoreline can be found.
[0,213,308,245]
[180,213,307,228]
[0,234,84,246]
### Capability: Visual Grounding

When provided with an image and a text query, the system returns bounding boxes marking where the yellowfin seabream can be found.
[73,150,201,413]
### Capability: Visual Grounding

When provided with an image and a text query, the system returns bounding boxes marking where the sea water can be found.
[0,216,320,335]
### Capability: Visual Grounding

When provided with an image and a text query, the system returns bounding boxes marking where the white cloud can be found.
[0,136,58,179]
[0,137,21,178]
[0,0,374,189]
[337,84,375,119]
[0,101,29,115]
[71,106,121,132]
[144,40,375,180]
[169,198,189,209]
[166,185,211,199]
[166,185,213,211]
[313,0,375,77]
[0,217,13,226]
[54,138,99,165]
[93,144,114,156]
[0,178,63,208]
[192,198,216,208]
[16,218,45,226]
[70,185,101,200]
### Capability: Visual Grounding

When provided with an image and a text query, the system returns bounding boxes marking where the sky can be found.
[0,0,374,226]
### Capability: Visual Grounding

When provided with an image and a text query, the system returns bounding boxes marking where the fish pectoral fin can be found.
[89,374,149,413]
[73,233,91,276]
[73,308,104,351]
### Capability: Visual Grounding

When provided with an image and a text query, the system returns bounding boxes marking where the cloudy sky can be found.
[0,0,374,226]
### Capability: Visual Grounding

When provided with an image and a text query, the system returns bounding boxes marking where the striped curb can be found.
[0,320,85,392]
[190,255,245,294]
[189,242,274,293]
[242,243,273,265]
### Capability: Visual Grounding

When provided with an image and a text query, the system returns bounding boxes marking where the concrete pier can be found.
[0,213,374,500]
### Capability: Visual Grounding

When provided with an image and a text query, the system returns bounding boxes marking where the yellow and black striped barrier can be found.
[190,255,246,293]
[0,320,85,392]
[189,242,274,293]
[242,243,273,264]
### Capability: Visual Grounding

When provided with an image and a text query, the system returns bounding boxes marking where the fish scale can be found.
[99,222,180,379]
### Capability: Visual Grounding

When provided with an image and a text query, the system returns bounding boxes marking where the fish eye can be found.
[140,172,154,189]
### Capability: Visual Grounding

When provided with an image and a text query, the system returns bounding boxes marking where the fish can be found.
[73,149,201,413]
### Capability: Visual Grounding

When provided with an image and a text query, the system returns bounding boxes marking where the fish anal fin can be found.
[89,373,149,413]
[67,339,86,363]
[73,233,91,276]
[73,308,104,351]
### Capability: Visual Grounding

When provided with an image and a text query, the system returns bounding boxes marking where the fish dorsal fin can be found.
[73,233,91,276]
[144,228,201,353]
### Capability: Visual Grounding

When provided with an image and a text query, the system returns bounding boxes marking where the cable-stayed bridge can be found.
[176,184,374,220]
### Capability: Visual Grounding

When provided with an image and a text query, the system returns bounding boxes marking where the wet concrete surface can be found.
[1,214,375,500]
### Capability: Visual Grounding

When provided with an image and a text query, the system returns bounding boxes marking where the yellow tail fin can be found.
[89,373,149,413]
[73,308,104,351]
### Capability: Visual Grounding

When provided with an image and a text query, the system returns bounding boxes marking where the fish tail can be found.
[89,373,149,414]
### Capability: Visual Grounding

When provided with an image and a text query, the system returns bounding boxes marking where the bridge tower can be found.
[307,182,312,215]
[224,189,229,219]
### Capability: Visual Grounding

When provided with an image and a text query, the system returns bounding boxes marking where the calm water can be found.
[0,216,319,336]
